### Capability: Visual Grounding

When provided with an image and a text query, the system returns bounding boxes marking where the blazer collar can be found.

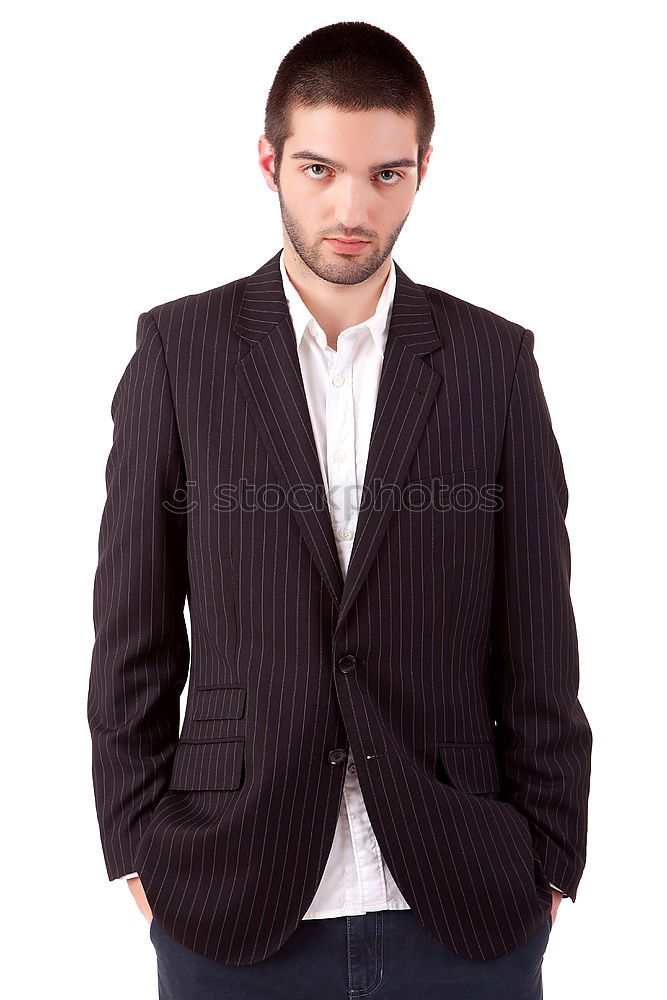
[233,248,440,356]
[232,248,442,635]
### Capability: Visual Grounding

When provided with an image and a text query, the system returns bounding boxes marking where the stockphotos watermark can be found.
[162,477,503,519]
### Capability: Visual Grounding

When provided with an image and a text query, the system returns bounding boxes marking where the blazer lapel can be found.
[336,260,442,630]
[233,250,442,632]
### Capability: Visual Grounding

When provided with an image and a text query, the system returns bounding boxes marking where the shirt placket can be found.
[322,328,388,911]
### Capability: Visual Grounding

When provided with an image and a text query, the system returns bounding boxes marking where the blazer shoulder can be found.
[141,270,252,348]
[418,281,528,353]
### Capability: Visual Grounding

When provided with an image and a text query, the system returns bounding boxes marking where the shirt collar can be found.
[279,248,396,357]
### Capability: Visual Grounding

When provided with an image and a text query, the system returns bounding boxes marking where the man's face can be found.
[268,104,429,286]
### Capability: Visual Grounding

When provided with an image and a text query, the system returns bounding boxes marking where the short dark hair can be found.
[264,21,435,191]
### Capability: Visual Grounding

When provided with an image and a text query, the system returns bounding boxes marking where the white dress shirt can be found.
[118,248,565,903]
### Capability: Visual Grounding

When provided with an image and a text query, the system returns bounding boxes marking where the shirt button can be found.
[332,374,345,387]
[333,450,346,463]
[347,763,357,774]
[339,526,353,540]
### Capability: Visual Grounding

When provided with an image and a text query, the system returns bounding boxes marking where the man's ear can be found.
[420,144,433,183]
[258,135,279,193]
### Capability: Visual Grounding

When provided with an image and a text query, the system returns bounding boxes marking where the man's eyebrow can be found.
[289,150,417,172]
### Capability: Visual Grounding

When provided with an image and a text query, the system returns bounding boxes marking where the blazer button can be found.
[328,748,348,764]
[337,654,357,673]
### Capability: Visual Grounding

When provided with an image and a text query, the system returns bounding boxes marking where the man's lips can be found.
[325,238,371,253]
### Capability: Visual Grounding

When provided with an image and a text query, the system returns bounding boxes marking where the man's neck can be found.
[282,244,392,350]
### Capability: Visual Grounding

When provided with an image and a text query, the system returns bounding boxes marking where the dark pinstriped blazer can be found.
[87,248,592,965]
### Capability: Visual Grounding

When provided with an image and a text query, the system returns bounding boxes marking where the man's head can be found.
[258,22,435,286]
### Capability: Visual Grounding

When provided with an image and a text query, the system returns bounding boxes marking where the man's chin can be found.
[303,247,387,287]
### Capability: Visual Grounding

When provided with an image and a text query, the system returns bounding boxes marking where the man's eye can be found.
[376,170,401,184]
[304,164,331,179]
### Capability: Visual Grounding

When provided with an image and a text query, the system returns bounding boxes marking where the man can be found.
[88,20,592,999]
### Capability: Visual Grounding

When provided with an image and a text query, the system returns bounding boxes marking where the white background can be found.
[2,1,664,996]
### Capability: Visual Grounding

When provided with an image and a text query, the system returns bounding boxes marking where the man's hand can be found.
[550,887,564,927]
[127,876,153,924]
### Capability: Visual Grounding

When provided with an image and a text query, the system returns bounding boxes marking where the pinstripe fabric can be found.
[87,248,592,965]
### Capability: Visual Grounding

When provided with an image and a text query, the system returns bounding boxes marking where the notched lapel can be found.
[235,309,345,607]
[337,264,442,630]
[232,250,442,632]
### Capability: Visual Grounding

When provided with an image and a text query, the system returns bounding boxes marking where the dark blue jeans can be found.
[150,908,552,999]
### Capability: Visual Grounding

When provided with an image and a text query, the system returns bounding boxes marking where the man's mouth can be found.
[325,238,371,254]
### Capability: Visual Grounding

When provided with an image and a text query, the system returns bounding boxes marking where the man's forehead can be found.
[285,106,419,169]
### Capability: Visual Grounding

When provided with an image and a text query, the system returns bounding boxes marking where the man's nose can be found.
[331,178,371,232]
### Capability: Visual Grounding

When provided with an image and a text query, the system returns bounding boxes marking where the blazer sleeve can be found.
[489,327,593,901]
[87,311,190,881]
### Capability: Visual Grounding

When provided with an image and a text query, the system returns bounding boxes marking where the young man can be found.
[88,21,592,999]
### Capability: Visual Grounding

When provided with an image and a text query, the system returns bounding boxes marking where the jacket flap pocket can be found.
[437,742,500,794]
[169,739,244,791]
[406,464,488,485]
[192,685,246,721]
